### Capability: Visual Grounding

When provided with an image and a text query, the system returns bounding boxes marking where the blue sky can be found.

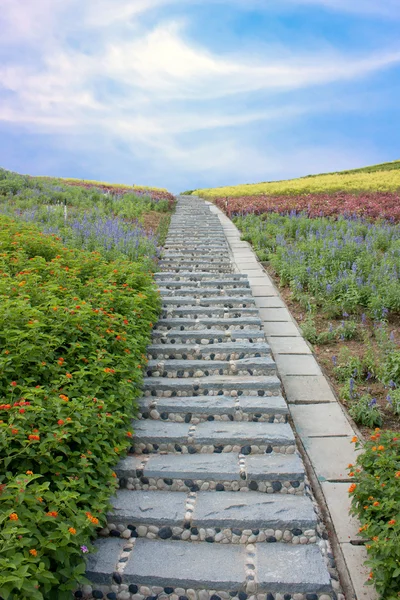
[0,0,399,192]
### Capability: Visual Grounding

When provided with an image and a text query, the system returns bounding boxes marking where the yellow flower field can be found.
[194,161,400,198]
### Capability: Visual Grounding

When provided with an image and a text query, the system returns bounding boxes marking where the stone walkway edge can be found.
[208,202,378,600]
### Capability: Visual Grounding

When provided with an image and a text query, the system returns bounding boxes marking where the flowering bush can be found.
[349,432,400,599]
[0,217,160,599]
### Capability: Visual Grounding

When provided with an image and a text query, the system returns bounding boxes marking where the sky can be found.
[0,0,399,193]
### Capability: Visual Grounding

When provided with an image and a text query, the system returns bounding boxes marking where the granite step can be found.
[161,296,256,307]
[105,490,318,544]
[142,374,281,397]
[158,288,253,297]
[132,420,295,455]
[145,357,276,378]
[86,538,332,597]
[153,317,262,332]
[155,273,244,281]
[151,329,266,344]
[157,279,250,289]
[146,341,270,360]
[160,307,260,319]
[159,265,233,274]
[116,451,306,494]
[138,393,289,423]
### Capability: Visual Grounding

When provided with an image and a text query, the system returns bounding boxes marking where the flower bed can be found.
[349,432,400,600]
[213,190,400,223]
[0,217,160,599]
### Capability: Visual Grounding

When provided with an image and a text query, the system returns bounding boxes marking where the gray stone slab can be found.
[86,538,126,584]
[246,453,305,481]
[341,543,379,599]
[109,490,186,525]
[258,308,294,322]
[194,421,294,446]
[321,482,361,543]
[145,452,240,480]
[239,394,289,414]
[115,455,144,477]
[257,544,332,593]
[275,354,322,376]
[147,395,235,415]
[263,322,301,336]
[303,436,361,482]
[193,492,316,529]
[281,375,337,403]
[251,285,278,297]
[254,296,285,308]
[124,539,246,587]
[290,404,355,437]
[267,336,312,355]
[134,421,189,443]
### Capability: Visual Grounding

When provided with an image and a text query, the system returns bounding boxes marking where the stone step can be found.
[158,288,253,297]
[155,273,247,281]
[116,452,305,494]
[164,244,228,250]
[132,420,295,455]
[151,329,266,344]
[105,490,318,544]
[160,307,259,319]
[153,317,262,332]
[86,538,332,597]
[143,374,280,397]
[161,297,256,307]
[160,265,233,274]
[157,280,250,289]
[146,341,270,360]
[138,394,288,423]
[145,357,276,378]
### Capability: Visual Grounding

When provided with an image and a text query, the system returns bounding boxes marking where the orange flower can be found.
[348,483,357,493]
[388,519,396,526]
[126,431,132,437]
[373,501,380,507]
[29,549,37,556]
[347,464,353,469]
[372,536,379,541]
[364,505,369,510]
[112,472,117,478]
[377,445,384,451]
[369,572,373,580]
[349,472,355,477]
[28,434,40,441]
[66,373,72,379]
[11,428,18,435]
[372,446,377,451]
[351,436,358,443]
[68,527,76,535]
[10,381,17,387]
[46,511,58,517]
[395,472,400,478]
[9,513,18,521]
[26,470,33,475]
[59,394,69,402]
[57,419,64,425]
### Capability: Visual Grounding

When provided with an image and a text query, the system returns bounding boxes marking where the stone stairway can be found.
[84,197,335,600]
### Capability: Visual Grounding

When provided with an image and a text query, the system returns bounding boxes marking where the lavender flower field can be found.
[234,211,400,433]
[0,168,174,265]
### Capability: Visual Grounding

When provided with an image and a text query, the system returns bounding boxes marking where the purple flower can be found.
[81,545,89,553]
[368,398,377,408]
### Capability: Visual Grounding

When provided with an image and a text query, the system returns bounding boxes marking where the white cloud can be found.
[0,0,398,189]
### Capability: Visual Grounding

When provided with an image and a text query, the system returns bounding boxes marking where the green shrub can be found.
[0,217,160,599]
[349,432,400,599]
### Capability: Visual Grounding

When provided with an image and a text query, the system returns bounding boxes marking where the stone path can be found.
[84,197,341,600]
